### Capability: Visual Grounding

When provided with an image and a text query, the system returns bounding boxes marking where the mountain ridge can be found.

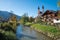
[0,11,21,20]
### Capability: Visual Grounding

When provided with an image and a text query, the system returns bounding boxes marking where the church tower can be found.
[42,5,44,13]
[38,6,40,16]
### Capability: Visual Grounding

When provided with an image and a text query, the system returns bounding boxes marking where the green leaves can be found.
[57,2,60,7]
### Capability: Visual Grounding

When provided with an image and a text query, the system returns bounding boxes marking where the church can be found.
[35,5,60,25]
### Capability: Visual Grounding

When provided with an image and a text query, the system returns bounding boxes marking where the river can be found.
[16,25,53,40]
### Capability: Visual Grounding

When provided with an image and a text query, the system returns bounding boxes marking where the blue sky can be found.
[0,0,59,17]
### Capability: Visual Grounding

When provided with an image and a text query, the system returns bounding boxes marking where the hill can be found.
[0,11,21,20]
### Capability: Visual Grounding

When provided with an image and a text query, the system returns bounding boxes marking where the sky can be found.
[0,0,60,17]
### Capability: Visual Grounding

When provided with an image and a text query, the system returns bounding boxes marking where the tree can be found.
[57,1,60,7]
[20,13,29,24]
[9,11,17,30]
[29,17,34,22]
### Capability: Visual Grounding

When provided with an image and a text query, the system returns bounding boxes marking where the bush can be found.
[0,29,17,40]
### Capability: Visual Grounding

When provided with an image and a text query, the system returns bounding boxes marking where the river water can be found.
[16,25,53,40]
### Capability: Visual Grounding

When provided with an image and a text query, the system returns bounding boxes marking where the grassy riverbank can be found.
[31,23,60,39]
[24,22,32,26]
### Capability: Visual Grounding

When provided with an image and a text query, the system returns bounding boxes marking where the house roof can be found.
[42,10,56,16]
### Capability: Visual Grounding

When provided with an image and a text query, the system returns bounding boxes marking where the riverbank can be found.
[24,22,32,26]
[0,21,19,40]
[0,29,17,40]
[31,24,60,40]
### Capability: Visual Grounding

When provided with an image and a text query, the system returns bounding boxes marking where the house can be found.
[42,10,57,25]
[57,10,60,18]
[42,10,60,25]
[35,5,60,25]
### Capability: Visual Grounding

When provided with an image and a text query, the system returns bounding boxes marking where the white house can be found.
[53,19,60,23]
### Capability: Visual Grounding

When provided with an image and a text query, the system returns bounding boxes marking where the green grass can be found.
[31,24,60,36]
[25,22,32,26]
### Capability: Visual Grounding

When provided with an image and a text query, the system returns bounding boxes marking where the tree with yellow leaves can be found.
[57,1,60,7]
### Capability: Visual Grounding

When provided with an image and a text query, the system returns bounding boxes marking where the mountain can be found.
[0,11,21,20]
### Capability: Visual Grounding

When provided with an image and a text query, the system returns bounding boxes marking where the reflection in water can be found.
[16,25,36,40]
[16,25,53,40]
